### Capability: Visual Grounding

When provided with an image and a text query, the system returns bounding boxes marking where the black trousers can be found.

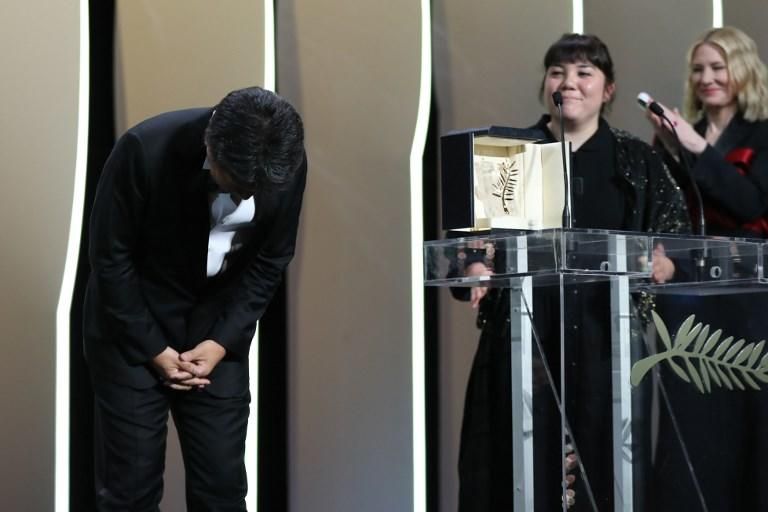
[92,375,250,512]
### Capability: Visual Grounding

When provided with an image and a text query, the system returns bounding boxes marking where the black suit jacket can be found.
[83,108,307,396]
[660,114,768,237]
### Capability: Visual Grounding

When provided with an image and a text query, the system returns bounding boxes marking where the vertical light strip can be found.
[244,3,276,510]
[55,1,89,511]
[572,0,584,33]
[411,0,431,510]
[712,0,723,27]
[263,0,276,92]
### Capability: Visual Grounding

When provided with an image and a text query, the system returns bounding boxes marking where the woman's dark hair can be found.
[205,86,305,190]
[539,33,616,108]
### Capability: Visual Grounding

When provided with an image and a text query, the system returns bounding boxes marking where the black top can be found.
[533,115,625,230]
[660,113,768,237]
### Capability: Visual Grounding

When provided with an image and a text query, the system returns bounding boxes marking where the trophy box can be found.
[441,126,569,231]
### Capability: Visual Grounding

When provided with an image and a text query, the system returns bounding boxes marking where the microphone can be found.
[639,92,709,281]
[552,91,573,228]
[636,91,653,111]
[638,92,706,237]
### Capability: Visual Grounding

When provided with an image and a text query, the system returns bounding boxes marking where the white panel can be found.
[279,0,423,510]
[411,2,432,510]
[55,1,90,511]
[713,0,723,27]
[0,1,80,510]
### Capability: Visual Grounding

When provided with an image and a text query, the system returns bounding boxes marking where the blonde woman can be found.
[645,26,768,237]
[645,26,768,512]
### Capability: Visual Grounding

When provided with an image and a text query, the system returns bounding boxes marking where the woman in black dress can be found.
[643,26,768,511]
[457,33,689,511]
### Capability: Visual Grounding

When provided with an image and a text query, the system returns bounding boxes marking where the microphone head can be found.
[648,102,665,116]
[637,91,665,116]
[552,91,563,107]
[637,92,651,109]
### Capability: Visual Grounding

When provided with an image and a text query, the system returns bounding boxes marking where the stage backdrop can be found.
[2,0,768,510]
[0,1,80,510]
[278,0,426,510]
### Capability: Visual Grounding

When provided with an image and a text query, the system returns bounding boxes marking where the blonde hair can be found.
[683,26,768,122]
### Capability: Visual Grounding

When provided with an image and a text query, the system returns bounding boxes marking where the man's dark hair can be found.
[205,86,304,189]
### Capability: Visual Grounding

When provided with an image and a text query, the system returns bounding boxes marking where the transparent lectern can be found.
[425,228,768,511]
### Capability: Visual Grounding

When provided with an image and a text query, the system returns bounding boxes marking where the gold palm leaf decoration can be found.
[630,312,768,393]
[491,160,518,214]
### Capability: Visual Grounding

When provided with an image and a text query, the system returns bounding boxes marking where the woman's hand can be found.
[465,261,492,308]
[645,99,707,155]
[651,243,675,284]
[564,446,578,509]
[645,98,679,157]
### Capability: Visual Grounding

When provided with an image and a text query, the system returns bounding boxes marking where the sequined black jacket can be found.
[533,115,691,235]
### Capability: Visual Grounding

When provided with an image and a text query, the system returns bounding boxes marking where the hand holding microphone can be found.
[638,92,706,236]
[638,92,680,156]
[638,92,707,155]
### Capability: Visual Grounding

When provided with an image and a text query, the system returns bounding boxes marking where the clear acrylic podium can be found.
[425,228,768,512]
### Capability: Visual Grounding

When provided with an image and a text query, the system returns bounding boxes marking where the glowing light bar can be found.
[55,1,90,510]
